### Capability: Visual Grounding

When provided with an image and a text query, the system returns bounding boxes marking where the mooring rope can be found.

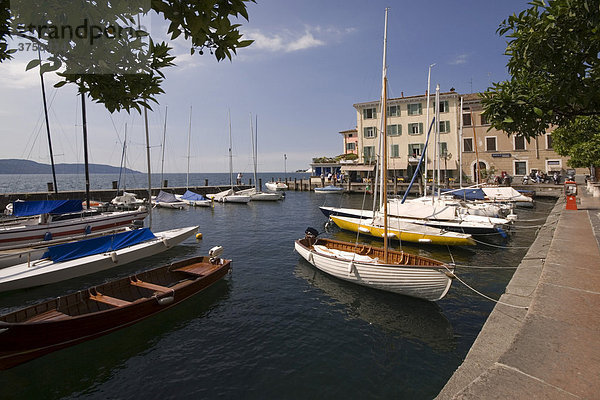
[472,237,531,249]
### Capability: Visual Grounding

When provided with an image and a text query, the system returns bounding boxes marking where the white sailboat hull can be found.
[265,182,287,191]
[0,226,198,292]
[0,208,148,250]
[294,240,453,301]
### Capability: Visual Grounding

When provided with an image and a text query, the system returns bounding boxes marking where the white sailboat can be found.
[265,154,288,191]
[237,114,283,201]
[208,111,251,203]
[296,9,456,301]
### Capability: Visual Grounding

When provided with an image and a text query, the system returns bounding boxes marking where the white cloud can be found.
[244,25,354,54]
[450,53,469,65]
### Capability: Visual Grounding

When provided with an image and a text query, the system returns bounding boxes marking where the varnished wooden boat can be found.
[295,234,455,301]
[0,252,231,370]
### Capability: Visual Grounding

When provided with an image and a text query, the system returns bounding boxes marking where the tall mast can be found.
[80,91,90,209]
[250,114,258,189]
[435,84,441,198]
[228,110,233,189]
[381,8,389,261]
[160,106,168,188]
[38,49,58,194]
[186,106,192,189]
[144,108,152,229]
[424,63,435,197]
[471,106,481,184]
[459,97,464,188]
[117,123,127,194]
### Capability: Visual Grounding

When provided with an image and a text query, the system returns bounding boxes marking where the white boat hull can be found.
[0,208,148,250]
[0,226,198,292]
[294,240,452,301]
[265,182,287,191]
[222,195,251,203]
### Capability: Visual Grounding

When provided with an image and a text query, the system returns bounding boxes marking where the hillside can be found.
[0,159,141,174]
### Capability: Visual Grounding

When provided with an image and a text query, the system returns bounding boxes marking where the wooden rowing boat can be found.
[0,251,231,370]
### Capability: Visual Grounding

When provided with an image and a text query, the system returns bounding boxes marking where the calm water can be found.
[0,175,555,399]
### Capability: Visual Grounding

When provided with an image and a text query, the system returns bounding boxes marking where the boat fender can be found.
[110,252,118,263]
[196,232,203,240]
[157,296,174,305]
[418,238,432,243]
[348,261,354,275]
[496,227,508,239]
[84,225,92,235]
[44,232,52,241]
[358,226,370,233]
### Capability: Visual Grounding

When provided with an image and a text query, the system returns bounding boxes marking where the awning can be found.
[340,165,375,172]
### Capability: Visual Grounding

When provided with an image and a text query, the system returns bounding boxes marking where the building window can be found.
[480,113,489,125]
[462,113,472,126]
[363,127,377,138]
[363,108,377,119]
[514,135,526,150]
[408,122,423,135]
[463,137,473,152]
[407,103,422,116]
[387,105,400,117]
[346,142,356,151]
[408,143,424,157]
[485,136,497,152]
[546,133,553,149]
[439,142,448,157]
[364,146,375,162]
[391,144,400,158]
[434,100,449,113]
[514,161,527,176]
[348,133,353,138]
[387,124,401,136]
[439,120,451,133]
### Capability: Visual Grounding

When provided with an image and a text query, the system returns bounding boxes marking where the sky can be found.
[0,0,530,174]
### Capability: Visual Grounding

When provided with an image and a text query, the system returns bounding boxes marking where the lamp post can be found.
[442,152,452,187]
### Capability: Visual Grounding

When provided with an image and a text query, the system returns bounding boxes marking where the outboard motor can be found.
[305,227,319,246]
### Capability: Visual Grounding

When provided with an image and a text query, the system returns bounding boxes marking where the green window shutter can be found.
[446,121,450,132]
[418,103,422,114]
[398,124,402,135]
[419,122,423,133]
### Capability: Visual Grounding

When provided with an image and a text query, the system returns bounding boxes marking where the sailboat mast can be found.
[228,110,233,189]
[381,8,389,261]
[144,108,152,229]
[160,106,167,188]
[38,49,58,194]
[186,106,192,189]
[250,114,258,189]
[80,91,90,209]
[435,84,441,198]
[459,97,464,188]
[424,63,435,197]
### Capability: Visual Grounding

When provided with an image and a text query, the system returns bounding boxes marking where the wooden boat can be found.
[296,10,459,300]
[295,233,454,301]
[0,200,148,250]
[0,226,198,292]
[314,185,344,194]
[0,250,231,370]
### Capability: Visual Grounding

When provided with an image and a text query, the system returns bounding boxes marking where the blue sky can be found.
[0,0,529,173]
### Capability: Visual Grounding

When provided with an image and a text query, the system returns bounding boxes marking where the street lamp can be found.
[442,152,452,187]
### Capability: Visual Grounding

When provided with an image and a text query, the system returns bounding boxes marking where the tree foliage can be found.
[552,116,600,167]
[481,0,600,139]
[1,0,254,113]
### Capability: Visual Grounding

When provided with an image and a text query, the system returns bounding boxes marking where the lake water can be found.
[0,174,555,399]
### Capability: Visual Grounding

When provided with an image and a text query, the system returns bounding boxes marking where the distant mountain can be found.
[0,159,142,174]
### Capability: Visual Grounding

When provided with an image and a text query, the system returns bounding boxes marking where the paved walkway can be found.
[437,186,600,399]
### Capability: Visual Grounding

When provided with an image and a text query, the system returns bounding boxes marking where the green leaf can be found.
[25,59,41,71]
[533,107,543,116]
[503,117,514,123]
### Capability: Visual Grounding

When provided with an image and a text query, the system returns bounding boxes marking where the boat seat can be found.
[89,292,131,307]
[26,309,71,322]
[172,262,213,277]
[130,278,171,294]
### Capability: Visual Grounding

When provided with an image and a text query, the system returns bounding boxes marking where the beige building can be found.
[351,91,581,183]
[354,90,461,180]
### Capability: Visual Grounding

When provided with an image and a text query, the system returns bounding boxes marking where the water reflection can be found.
[294,260,455,353]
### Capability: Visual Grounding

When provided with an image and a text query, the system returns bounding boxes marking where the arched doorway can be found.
[471,161,487,184]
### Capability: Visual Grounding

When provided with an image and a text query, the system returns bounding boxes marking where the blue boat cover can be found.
[181,190,207,201]
[442,188,486,201]
[42,228,156,263]
[155,190,178,203]
[13,200,83,217]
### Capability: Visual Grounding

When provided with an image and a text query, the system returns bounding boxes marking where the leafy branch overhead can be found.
[1,0,255,113]
[482,0,600,139]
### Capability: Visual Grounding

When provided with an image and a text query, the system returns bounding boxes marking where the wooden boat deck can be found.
[89,293,132,307]
[26,309,71,323]
[172,261,221,276]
